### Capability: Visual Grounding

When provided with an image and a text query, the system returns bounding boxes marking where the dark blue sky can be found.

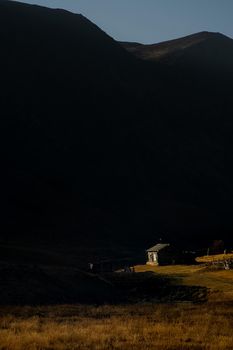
[15,0,233,43]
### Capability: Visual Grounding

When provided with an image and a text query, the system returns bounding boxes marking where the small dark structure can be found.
[146,243,171,266]
[146,243,196,266]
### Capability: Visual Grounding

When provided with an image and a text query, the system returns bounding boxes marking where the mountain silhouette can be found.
[121,31,233,71]
[1,1,233,259]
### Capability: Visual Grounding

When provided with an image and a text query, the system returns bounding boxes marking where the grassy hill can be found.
[135,263,233,301]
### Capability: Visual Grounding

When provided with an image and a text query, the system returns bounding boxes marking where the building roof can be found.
[146,243,170,252]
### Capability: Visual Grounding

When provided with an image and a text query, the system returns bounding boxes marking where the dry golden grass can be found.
[1,264,233,350]
[134,264,204,275]
[196,253,233,263]
[134,264,233,297]
[1,303,233,350]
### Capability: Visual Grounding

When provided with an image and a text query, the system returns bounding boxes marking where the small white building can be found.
[146,243,170,266]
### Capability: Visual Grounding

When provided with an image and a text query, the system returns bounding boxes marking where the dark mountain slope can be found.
[121,32,224,58]
[0,0,145,104]
[121,31,233,73]
[0,1,233,258]
[0,1,165,256]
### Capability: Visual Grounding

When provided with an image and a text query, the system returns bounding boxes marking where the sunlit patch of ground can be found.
[134,264,233,300]
[196,253,233,263]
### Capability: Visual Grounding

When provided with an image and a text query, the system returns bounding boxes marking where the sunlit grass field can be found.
[1,302,233,350]
[135,264,233,296]
[1,264,233,350]
[196,253,233,263]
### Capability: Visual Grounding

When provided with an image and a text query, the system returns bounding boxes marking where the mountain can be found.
[120,31,233,73]
[0,0,144,99]
[1,1,233,263]
[0,0,159,258]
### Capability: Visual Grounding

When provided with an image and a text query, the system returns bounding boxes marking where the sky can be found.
[14,0,233,44]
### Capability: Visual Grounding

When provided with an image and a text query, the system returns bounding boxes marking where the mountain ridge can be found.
[120,31,233,70]
[0,1,233,259]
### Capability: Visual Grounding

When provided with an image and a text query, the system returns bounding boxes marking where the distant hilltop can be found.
[120,31,233,69]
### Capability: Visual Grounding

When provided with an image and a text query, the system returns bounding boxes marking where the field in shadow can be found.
[0,262,207,305]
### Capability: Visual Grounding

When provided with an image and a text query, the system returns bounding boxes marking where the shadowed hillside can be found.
[1,1,233,261]
[121,31,233,72]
